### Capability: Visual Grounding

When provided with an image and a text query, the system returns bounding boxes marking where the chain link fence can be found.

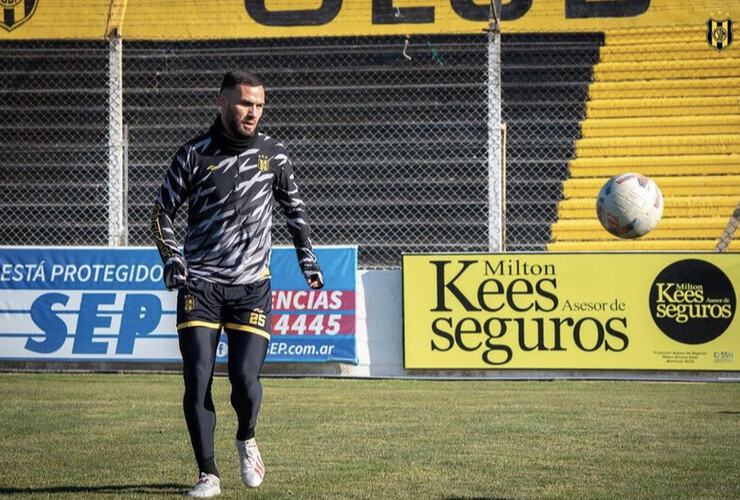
[0,40,110,246]
[124,35,495,267]
[0,33,604,267]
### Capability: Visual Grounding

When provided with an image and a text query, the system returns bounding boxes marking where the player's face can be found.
[219,84,265,139]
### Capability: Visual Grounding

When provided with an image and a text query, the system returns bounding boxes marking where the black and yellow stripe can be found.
[223,322,270,341]
[176,320,270,341]
[707,19,734,51]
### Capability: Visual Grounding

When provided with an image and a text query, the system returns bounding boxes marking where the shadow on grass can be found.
[0,483,187,496]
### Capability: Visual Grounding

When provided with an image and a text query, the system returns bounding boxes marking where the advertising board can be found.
[403,253,739,370]
[0,246,357,364]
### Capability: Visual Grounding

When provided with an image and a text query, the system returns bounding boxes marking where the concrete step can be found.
[0,124,108,146]
[569,154,740,177]
[547,238,739,252]
[593,58,740,81]
[575,134,740,157]
[0,224,107,246]
[588,78,740,99]
[586,96,740,118]
[121,65,486,90]
[558,195,739,219]
[0,71,107,90]
[599,42,737,62]
[563,175,740,198]
[0,183,106,204]
[551,217,731,240]
[580,115,740,138]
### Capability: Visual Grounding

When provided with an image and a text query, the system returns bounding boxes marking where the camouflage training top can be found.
[152,120,318,285]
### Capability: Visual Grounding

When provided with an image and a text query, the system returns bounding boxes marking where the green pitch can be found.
[0,373,738,499]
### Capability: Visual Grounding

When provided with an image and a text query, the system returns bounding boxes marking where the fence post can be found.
[487,2,503,252]
[108,27,125,246]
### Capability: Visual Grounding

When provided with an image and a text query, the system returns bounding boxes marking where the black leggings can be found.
[178,326,269,470]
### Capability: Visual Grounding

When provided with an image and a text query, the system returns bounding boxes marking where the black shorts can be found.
[176,278,272,341]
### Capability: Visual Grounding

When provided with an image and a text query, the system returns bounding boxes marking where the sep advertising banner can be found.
[0,246,357,364]
[403,253,739,371]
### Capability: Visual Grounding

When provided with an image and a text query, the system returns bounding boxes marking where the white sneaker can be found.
[236,438,265,488]
[187,472,221,498]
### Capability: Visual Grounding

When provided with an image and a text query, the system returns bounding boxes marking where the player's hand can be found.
[163,254,188,290]
[304,270,324,289]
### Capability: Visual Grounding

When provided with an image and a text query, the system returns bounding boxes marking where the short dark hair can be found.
[219,71,263,93]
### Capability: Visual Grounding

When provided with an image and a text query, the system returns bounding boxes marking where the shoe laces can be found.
[197,473,213,485]
[243,441,260,467]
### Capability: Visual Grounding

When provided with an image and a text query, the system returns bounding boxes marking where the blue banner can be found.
[0,246,357,364]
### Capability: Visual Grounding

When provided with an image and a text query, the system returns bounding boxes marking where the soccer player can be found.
[152,70,324,498]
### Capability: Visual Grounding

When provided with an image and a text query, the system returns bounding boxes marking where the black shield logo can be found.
[707,18,734,51]
[0,0,38,32]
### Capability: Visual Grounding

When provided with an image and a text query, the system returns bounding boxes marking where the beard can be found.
[224,110,257,139]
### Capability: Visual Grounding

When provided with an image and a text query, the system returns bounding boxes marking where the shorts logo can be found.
[0,0,38,31]
[707,17,734,51]
[184,294,195,312]
[257,155,270,172]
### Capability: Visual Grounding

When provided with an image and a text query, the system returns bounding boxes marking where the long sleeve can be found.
[152,130,312,285]
[272,145,320,274]
[152,145,191,263]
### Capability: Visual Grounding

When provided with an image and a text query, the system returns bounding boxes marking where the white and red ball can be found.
[596,173,664,239]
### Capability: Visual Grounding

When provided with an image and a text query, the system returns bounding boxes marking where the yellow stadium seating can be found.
[549,26,740,252]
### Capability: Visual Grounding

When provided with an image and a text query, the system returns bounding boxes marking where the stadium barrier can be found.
[1,1,738,379]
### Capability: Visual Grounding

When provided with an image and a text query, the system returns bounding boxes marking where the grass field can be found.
[0,373,738,499]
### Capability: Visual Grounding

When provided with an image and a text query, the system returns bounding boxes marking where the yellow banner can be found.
[0,0,112,39]
[0,0,736,40]
[403,253,740,371]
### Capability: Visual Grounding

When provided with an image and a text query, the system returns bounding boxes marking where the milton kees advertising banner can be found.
[0,246,357,365]
[403,253,739,371]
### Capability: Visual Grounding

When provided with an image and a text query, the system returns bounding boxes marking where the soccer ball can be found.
[596,173,664,238]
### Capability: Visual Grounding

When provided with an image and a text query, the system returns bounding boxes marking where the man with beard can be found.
[152,71,324,498]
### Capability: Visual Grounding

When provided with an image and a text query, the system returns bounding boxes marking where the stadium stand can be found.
[0,34,606,263]
[549,26,740,251]
[502,33,603,251]
[121,34,602,263]
[122,36,490,267]
[0,40,110,245]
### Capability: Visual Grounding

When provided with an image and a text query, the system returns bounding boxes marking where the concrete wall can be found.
[353,270,404,377]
